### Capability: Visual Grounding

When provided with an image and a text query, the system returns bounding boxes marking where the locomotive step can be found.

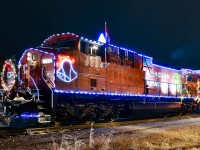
[38,120,51,124]
[32,93,44,96]
[37,105,47,110]
[37,100,45,103]
[38,114,51,123]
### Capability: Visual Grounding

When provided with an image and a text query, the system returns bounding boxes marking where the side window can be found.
[89,43,96,55]
[111,47,119,55]
[143,57,152,68]
[128,53,134,61]
[119,49,125,65]
[192,77,197,82]
[187,76,192,82]
[32,53,38,61]
[80,40,86,53]
[52,39,77,49]
[96,45,102,56]
[134,54,142,69]
[80,40,90,54]
[119,49,125,60]
[80,42,109,62]
[125,51,128,60]
[98,45,105,61]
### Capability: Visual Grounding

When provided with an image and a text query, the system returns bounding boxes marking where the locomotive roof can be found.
[40,32,153,60]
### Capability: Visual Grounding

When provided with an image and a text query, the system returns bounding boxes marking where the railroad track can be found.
[0,127,27,138]
[0,113,199,137]
[0,114,199,150]
[25,113,200,135]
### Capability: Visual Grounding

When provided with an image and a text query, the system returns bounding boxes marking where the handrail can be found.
[23,65,40,102]
[43,71,55,88]
[42,67,54,108]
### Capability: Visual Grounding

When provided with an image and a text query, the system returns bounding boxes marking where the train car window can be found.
[93,45,110,62]
[80,40,86,53]
[85,42,90,54]
[111,48,116,55]
[80,40,90,54]
[43,42,51,47]
[98,45,105,61]
[52,39,76,49]
[125,51,129,60]
[187,76,192,82]
[32,53,38,61]
[192,77,197,82]
[127,53,135,67]
[187,76,197,82]
[110,47,118,56]
[134,54,142,69]
[128,53,134,61]
[119,49,125,60]
[90,44,97,55]
[109,47,113,53]
[90,79,97,87]
[143,57,152,68]
[95,45,102,56]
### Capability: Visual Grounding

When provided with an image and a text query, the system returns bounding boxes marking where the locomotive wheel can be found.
[80,105,101,121]
[104,110,120,122]
[56,105,73,124]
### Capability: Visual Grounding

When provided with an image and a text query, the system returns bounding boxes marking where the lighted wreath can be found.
[1,59,17,91]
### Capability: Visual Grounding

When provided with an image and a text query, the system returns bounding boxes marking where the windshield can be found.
[52,39,77,49]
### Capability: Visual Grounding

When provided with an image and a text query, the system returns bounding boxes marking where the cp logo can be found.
[7,71,15,79]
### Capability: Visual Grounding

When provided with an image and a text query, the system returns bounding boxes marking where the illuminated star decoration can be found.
[56,55,78,83]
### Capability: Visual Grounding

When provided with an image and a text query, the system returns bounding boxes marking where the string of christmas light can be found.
[1,59,17,91]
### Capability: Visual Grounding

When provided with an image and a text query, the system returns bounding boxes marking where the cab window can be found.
[52,39,77,49]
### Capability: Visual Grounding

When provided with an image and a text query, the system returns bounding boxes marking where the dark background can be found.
[1,0,200,69]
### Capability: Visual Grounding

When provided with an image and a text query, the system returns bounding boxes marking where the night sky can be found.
[1,0,200,70]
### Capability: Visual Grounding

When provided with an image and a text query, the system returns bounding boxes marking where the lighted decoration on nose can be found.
[57,58,78,82]
[1,59,17,91]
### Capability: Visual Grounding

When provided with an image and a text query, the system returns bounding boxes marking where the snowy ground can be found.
[99,117,200,134]
[0,116,200,150]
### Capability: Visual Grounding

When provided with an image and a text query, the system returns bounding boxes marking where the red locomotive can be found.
[1,32,200,127]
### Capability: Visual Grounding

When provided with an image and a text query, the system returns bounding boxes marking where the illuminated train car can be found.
[2,32,200,126]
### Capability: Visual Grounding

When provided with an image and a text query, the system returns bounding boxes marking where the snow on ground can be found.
[0,117,200,150]
[85,117,200,139]
[104,117,200,133]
